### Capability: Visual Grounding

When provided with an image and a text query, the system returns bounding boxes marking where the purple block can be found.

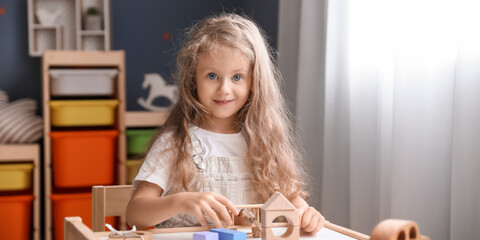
[193,231,219,240]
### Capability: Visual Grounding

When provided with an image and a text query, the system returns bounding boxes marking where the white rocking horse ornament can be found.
[138,73,176,111]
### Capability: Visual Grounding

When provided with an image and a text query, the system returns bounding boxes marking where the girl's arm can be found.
[126,181,239,228]
[291,195,326,234]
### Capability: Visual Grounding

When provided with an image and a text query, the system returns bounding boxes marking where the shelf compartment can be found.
[49,100,118,126]
[31,25,62,56]
[0,195,34,240]
[49,69,118,96]
[0,163,34,191]
[50,130,118,188]
[126,159,142,184]
[80,30,105,36]
[80,35,105,51]
[126,129,156,155]
[51,193,115,240]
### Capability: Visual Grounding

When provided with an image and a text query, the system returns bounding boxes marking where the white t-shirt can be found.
[132,126,248,195]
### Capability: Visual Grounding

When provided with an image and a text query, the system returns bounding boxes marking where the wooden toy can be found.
[65,216,153,240]
[237,209,261,238]
[105,223,153,240]
[89,185,429,240]
[64,217,99,240]
[92,185,134,231]
[210,228,247,240]
[193,231,219,240]
[260,192,299,240]
[237,209,258,226]
[370,219,430,240]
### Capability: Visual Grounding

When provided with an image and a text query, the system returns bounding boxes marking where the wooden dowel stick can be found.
[324,221,370,240]
[147,203,370,240]
[148,224,254,234]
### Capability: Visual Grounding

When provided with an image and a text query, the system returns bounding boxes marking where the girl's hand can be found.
[297,206,326,234]
[177,192,239,228]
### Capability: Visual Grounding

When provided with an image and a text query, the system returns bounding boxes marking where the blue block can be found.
[193,231,219,240]
[210,228,246,240]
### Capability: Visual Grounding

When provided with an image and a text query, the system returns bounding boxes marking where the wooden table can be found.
[66,216,368,240]
[95,227,357,240]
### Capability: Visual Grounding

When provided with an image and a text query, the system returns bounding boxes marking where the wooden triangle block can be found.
[261,192,296,211]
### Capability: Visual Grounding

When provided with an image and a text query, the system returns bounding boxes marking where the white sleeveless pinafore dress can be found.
[156,132,257,228]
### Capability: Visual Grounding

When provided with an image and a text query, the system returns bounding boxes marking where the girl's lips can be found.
[214,100,233,105]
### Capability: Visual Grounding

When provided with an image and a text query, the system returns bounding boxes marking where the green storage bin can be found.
[126,129,156,155]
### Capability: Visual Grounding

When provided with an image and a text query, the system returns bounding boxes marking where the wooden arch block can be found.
[370,219,430,240]
[261,226,299,240]
[261,210,299,228]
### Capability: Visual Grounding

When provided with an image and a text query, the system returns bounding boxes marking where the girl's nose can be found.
[217,78,232,94]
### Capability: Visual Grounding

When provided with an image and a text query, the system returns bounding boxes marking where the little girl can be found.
[126,13,325,234]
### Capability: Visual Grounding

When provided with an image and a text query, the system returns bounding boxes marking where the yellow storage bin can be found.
[0,163,33,191]
[50,100,118,127]
[126,159,142,184]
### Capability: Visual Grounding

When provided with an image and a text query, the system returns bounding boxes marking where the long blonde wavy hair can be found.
[148,13,308,202]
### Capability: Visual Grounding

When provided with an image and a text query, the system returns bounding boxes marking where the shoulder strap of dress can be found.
[190,131,206,171]
[191,133,203,155]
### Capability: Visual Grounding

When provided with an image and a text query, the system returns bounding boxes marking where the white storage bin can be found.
[49,69,118,96]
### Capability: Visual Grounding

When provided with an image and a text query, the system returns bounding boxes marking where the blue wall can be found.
[0,0,278,112]
[0,1,42,110]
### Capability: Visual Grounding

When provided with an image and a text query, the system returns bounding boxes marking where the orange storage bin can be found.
[0,195,33,240]
[51,193,115,240]
[50,130,118,188]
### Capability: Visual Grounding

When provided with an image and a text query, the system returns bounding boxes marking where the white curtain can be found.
[288,1,480,240]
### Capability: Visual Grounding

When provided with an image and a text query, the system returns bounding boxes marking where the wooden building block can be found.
[252,226,261,238]
[260,192,299,228]
[193,231,219,240]
[261,192,296,211]
[370,219,430,240]
[260,209,299,228]
[210,228,246,240]
[238,209,257,225]
[260,192,300,240]
[261,226,299,240]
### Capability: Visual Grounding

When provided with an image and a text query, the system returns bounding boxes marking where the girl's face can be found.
[195,45,252,133]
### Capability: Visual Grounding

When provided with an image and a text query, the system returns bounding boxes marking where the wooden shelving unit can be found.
[125,111,170,128]
[75,0,111,51]
[0,144,40,240]
[28,0,111,57]
[42,50,125,240]
[124,111,170,185]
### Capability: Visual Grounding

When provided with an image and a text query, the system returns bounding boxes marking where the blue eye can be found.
[207,73,217,80]
[232,74,243,81]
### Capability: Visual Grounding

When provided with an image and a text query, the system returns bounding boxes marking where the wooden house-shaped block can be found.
[260,192,299,240]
